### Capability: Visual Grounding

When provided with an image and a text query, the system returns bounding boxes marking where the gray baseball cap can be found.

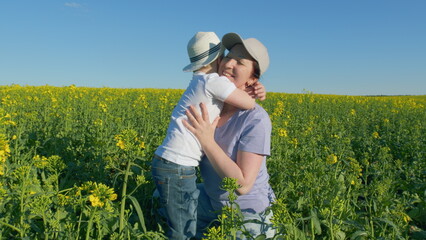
[222,33,270,76]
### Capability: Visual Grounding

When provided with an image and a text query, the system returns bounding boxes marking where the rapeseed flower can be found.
[372,131,380,139]
[89,194,104,207]
[278,128,288,137]
[79,181,117,210]
[116,139,126,150]
[326,154,338,164]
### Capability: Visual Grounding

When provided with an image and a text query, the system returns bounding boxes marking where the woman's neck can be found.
[218,103,238,127]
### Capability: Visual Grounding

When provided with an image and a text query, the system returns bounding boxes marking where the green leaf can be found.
[335,230,346,240]
[127,195,147,233]
[350,230,368,240]
[310,209,322,235]
[254,234,266,240]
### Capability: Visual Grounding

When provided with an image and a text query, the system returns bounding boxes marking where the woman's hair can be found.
[252,61,260,79]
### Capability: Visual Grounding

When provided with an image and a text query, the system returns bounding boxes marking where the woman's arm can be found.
[182,103,263,195]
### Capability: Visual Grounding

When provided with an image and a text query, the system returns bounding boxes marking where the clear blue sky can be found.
[1,0,425,95]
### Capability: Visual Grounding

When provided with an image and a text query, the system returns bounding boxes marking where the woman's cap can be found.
[183,32,225,72]
[222,33,270,76]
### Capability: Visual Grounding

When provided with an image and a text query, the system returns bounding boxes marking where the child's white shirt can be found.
[154,72,236,166]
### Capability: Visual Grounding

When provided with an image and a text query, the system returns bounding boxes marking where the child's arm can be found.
[223,88,255,110]
[245,81,266,101]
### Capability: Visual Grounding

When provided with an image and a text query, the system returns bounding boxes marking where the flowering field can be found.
[0,85,425,239]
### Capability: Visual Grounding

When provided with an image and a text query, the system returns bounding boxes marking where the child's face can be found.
[219,44,257,89]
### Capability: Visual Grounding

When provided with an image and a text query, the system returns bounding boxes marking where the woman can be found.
[183,32,275,239]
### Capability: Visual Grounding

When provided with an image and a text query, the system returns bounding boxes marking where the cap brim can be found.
[222,33,244,51]
[222,33,269,76]
[223,33,257,62]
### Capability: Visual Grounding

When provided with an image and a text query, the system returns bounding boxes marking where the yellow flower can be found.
[33,155,49,169]
[326,154,338,164]
[89,194,104,207]
[139,141,145,149]
[403,213,411,223]
[372,131,380,139]
[93,119,103,126]
[278,128,288,137]
[4,120,16,126]
[116,139,125,150]
[290,138,298,148]
[331,134,340,139]
[99,103,108,113]
[109,193,118,201]
[350,109,356,116]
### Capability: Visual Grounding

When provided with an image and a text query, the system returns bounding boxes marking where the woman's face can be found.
[219,44,258,89]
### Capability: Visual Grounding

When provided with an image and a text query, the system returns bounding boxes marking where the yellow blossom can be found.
[331,134,340,139]
[89,194,104,207]
[109,193,118,201]
[372,131,380,139]
[290,138,298,148]
[326,154,338,164]
[403,213,411,223]
[116,139,125,150]
[278,128,288,137]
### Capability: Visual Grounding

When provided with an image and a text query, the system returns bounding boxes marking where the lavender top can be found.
[200,103,275,213]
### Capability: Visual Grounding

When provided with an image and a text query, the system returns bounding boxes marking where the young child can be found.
[151,32,258,239]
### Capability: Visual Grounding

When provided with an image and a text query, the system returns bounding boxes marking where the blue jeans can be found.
[151,156,199,240]
[196,183,275,239]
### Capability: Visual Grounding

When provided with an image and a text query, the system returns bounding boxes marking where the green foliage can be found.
[0,85,425,239]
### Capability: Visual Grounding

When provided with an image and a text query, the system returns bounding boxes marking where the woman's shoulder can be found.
[237,103,272,134]
[239,103,271,122]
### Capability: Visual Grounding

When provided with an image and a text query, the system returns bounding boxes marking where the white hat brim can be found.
[182,46,223,72]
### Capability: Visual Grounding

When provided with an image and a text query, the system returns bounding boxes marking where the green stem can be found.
[0,220,23,235]
[119,157,132,233]
[42,209,49,240]
[85,208,97,240]
[329,206,334,240]
[75,196,84,239]
[19,170,31,238]
[19,186,25,238]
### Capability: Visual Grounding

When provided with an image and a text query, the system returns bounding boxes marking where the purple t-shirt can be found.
[200,103,275,213]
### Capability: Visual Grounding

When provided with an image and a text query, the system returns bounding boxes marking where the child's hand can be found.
[246,82,267,101]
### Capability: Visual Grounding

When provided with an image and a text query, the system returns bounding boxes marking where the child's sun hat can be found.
[183,32,224,72]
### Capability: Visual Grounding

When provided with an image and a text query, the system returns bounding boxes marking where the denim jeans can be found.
[151,156,199,240]
[196,183,275,240]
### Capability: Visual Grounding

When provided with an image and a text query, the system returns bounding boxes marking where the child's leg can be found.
[151,156,199,240]
[195,183,218,239]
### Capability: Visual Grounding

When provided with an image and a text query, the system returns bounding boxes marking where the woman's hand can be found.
[246,81,266,101]
[183,102,263,195]
[182,103,219,148]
